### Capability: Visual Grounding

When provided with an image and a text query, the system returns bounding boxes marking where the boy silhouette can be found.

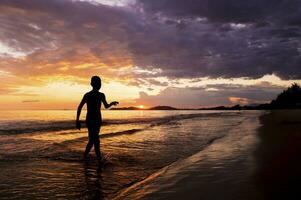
[76,76,118,161]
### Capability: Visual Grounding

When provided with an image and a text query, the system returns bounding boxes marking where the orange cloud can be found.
[228,97,250,105]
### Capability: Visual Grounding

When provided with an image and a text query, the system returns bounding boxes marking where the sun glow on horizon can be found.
[138,105,144,109]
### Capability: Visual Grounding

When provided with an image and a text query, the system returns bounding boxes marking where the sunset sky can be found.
[1,0,301,109]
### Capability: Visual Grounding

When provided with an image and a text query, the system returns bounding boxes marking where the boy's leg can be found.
[84,140,93,158]
[88,125,102,160]
[84,126,96,159]
[93,125,102,160]
[94,138,101,160]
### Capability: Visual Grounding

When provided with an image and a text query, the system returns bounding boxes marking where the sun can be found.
[138,105,144,109]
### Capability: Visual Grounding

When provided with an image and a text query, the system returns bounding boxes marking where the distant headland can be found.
[110,105,179,110]
[111,83,301,111]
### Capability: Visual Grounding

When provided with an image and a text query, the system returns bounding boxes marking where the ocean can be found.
[0,110,264,199]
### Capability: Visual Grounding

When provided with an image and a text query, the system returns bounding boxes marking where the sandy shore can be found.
[113,110,301,200]
[255,110,301,199]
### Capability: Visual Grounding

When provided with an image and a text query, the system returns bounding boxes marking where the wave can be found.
[112,133,229,200]
[0,112,240,135]
[112,113,261,200]
[0,120,76,135]
[0,126,229,164]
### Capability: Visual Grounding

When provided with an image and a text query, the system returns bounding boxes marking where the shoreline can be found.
[113,110,301,200]
[113,111,263,200]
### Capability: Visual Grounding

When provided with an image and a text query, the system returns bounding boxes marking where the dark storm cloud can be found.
[133,0,301,79]
[0,0,301,81]
[138,0,300,24]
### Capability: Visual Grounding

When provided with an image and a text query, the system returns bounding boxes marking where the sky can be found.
[0,0,301,109]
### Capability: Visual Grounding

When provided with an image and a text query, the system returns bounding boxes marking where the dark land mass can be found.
[149,106,178,110]
[110,106,142,110]
[110,105,179,110]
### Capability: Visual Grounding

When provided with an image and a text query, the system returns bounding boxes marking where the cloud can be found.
[229,97,250,105]
[135,82,284,108]
[131,0,301,79]
[0,0,301,83]
[137,0,301,24]
[0,0,301,109]
[22,100,40,103]
[0,0,139,79]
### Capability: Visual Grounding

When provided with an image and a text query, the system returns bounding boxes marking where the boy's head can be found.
[91,76,101,90]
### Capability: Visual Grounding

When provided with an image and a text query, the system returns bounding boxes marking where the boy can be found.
[76,76,118,161]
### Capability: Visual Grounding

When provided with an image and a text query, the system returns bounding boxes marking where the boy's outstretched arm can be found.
[76,95,86,130]
[102,93,119,109]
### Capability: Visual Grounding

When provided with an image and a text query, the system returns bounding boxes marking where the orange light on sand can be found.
[139,105,144,109]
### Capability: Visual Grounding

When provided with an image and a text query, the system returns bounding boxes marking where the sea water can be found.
[0,110,263,199]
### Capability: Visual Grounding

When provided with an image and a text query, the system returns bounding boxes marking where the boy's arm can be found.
[102,93,119,109]
[76,95,86,130]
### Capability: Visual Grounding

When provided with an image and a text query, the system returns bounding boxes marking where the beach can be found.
[114,110,301,200]
[0,110,300,199]
[255,110,301,199]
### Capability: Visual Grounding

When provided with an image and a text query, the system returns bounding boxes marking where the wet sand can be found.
[113,110,301,200]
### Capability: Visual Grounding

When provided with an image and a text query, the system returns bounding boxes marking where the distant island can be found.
[111,83,301,111]
[110,106,142,110]
[110,105,178,110]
